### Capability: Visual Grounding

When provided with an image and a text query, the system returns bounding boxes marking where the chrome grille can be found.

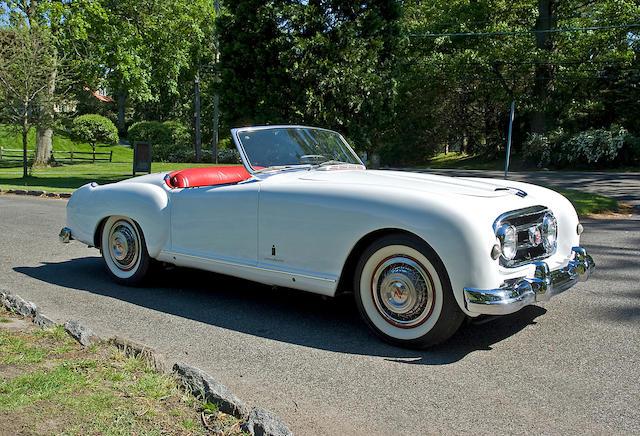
[494,206,556,267]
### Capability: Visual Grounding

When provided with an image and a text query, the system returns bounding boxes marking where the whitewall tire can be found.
[100,216,150,285]
[354,234,464,348]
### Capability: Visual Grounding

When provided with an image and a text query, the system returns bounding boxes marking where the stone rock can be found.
[241,408,294,436]
[8,189,27,195]
[173,361,249,418]
[26,190,44,196]
[45,192,58,198]
[64,320,99,346]
[34,312,57,329]
[110,336,169,373]
[59,193,72,198]
[0,290,37,316]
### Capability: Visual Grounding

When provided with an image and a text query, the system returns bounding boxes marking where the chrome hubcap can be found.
[108,221,139,271]
[372,256,433,327]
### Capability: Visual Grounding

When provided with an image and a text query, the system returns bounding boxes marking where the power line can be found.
[407,24,640,38]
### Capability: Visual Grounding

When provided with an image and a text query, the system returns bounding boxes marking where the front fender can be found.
[67,182,170,257]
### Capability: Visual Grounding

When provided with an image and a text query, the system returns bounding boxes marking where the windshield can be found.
[232,126,364,172]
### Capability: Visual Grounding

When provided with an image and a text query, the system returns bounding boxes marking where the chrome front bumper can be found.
[59,227,72,243]
[464,247,594,316]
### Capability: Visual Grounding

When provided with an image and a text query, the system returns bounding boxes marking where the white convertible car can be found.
[60,125,594,348]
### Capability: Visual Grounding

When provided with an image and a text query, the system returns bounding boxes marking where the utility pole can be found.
[195,75,201,162]
[504,101,515,180]
[212,0,220,164]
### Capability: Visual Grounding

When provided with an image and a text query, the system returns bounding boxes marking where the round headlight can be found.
[496,223,517,261]
[541,214,558,251]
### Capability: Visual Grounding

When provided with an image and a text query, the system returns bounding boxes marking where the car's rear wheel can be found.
[354,234,464,348]
[101,216,150,285]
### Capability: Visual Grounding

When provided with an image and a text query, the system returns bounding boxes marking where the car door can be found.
[170,181,259,264]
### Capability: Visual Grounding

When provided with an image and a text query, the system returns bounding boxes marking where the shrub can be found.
[559,126,626,166]
[523,126,635,169]
[71,114,119,153]
[128,120,192,161]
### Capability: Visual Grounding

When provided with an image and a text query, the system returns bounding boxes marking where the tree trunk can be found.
[117,90,126,136]
[33,1,56,167]
[532,0,556,134]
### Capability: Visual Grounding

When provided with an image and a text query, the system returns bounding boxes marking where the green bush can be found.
[71,114,119,152]
[523,126,637,169]
[128,120,192,161]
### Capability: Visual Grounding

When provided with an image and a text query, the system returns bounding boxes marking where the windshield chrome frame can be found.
[230,125,365,175]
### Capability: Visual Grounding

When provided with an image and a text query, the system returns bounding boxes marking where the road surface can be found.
[1,194,638,435]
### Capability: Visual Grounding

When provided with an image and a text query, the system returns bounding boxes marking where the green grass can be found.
[0,308,244,435]
[0,124,133,163]
[553,188,627,216]
[425,151,524,170]
[0,124,227,192]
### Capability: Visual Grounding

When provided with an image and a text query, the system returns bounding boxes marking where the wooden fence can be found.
[0,147,113,163]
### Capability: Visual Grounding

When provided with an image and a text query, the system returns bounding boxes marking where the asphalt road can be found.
[1,194,638,435]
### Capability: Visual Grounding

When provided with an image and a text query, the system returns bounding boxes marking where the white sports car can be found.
[60,125,594,348]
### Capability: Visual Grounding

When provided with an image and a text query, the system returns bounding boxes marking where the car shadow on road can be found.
[15,257,546,365]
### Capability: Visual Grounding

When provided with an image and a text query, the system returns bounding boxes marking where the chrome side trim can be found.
[161,250,337,283]
[59,227,72,243]
[463,247,594,316]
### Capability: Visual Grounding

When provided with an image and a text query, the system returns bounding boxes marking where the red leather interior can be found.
[165,166,251,188]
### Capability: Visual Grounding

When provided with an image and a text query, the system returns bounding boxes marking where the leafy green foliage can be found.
[71,114,119,151]
[128,120,193,161]
[217,0,401,153]
[523,126,638,169]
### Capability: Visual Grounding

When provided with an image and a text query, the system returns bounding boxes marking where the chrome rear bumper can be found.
[464,247,594,315]
[59,227,72,243]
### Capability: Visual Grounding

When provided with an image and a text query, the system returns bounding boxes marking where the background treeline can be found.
[1,0,639,168]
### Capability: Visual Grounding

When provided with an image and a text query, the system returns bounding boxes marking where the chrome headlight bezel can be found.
[495,223,517,262]
[541,213,558,252]
[493,206,558,268]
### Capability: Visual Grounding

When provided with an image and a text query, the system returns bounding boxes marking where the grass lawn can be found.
[553,188,632,216]
[0,161,221,192]
[0,307,242,435]
[0,124,229,192]
[425,151,524,171]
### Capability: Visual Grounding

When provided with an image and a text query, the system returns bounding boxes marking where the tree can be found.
[76,0,217,134]
[0,25,57,177]
[71,114,119,158]
[217,0,401,154]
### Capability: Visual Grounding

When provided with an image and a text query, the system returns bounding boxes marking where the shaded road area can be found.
[1,195,639,435]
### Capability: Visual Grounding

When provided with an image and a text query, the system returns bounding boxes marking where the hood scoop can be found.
[494,187,528,198]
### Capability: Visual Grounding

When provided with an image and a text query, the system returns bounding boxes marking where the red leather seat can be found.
[165,166,251,188]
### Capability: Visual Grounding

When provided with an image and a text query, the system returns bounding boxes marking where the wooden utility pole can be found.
[212,0,220,164]
[195,75,202,162]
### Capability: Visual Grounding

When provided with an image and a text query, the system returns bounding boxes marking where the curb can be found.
[0,188,72,199]
[0,288,293,436]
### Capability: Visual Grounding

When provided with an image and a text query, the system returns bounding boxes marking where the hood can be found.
[293,169,527,199]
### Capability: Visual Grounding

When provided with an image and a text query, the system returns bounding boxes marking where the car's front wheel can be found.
[100,216,150,285]
[354,234,465,348]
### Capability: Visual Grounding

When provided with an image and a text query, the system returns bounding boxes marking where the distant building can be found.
[53,87,114,113]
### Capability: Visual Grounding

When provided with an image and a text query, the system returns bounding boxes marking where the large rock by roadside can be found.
[241,408,294,436]
[64,320,100,346]
[0,289,37,316]
[173,361,249,418]
[34,311,57,329]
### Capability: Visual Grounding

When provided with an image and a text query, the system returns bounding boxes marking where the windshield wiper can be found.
[313,160,346,167]
[254,164,312,173]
